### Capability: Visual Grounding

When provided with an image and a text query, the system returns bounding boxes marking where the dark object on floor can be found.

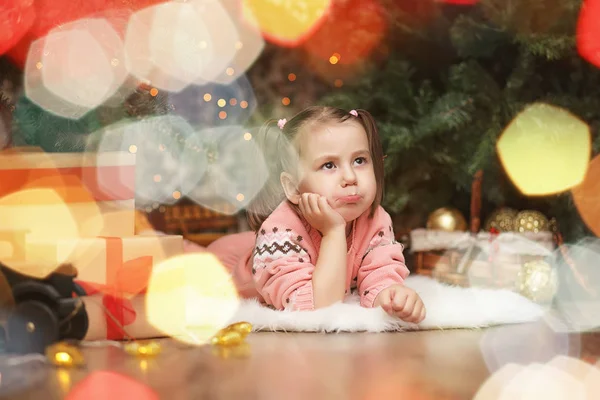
[0,262,89,354]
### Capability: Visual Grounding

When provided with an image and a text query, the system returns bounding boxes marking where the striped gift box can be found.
[0,149,136,253]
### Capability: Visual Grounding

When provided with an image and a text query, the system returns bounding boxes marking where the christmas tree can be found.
[320,0,600,241]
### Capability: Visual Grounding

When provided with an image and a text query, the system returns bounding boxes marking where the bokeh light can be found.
[496,103,591,196]
[242,0,332,47]
[545,237,600,333]
[66,371,159,400]
[86,115,203,209]
[0,189,85,278]
[145,253,240,345]
[302,0,386,66]
[474,356,600,399]
[181,125,268,215]
[577,0,600,68]
[24,18,128,120]
[124,0,240,92]
[572,154,600,236]
[124,4,202,93]
[186,0,239,84]
[479,322,574,375]
[0,0,35,55]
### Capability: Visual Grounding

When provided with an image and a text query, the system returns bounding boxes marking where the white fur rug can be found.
[228,276,545,332]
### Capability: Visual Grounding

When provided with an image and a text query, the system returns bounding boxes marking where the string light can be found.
[240,101,248,109]
[172,191,181,200]
[150,88,158,97]
[129,145,138,154]
[226,67,235,76]
[288,73,296,81]
[329,53,341,64]
[230,98,237,106]
[217,99,226,107]
[236,193,245,201]
[219,111,227,119]
[282,97,290,106]
[243,132,252,140]
[203,93,212,102]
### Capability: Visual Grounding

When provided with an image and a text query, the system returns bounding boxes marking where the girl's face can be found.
[295,121,377,223]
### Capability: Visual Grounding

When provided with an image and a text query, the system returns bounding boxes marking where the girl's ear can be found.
[280,172,300,204]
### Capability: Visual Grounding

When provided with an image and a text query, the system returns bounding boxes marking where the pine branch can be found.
[413,93,475,139]
[450,14,509,58]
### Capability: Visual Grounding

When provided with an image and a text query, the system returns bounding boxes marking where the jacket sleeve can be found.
[356,211,410,308]
[252,228,315,311]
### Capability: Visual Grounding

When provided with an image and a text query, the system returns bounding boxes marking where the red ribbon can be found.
[76,237,155,339]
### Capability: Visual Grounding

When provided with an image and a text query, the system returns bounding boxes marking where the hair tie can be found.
[349,110,358,117]
[277,118,287,129]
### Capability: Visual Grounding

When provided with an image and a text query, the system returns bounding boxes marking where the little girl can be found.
[4,106,423,349]
[210,106,425,323]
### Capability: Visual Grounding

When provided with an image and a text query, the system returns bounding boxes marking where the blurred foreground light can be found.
[241,0,331,47]
[497,103,591,196]
[572,155,600,237]
[577,0,600,68]
[145,253,240,345]
[24,18,128,119]
[181,125,268,215]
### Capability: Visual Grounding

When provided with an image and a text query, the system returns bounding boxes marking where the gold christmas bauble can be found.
[46,342,86,367]
[514,210,550,233]
[515,260,558,303]
[426,207,467,232]
[484,207,519,232]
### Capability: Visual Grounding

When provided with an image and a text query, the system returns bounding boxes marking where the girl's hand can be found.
[374,284,426,324]
[298,193,346,236]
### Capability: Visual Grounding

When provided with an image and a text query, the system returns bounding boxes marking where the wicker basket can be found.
[409,171,557,289]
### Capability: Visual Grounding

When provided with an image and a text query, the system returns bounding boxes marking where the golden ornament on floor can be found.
[516,260,558,303]
[123,341,162,357]
[514,210,550,233]
[484,207,519,232]
[426,207,467,232]
[211,321,253,347]
[46,342,86,367]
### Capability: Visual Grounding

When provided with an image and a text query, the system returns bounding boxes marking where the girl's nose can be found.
[341,166,357,186]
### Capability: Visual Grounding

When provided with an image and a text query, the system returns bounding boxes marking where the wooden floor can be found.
[3,321,600,399]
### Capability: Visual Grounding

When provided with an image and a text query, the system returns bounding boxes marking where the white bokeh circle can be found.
[181,125,268,215]
[24,18,128,119]
[86,115,203,208]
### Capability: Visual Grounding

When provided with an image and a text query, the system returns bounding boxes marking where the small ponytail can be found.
[246,119,299,231]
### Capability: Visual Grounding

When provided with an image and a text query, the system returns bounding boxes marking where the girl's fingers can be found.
[298,195,306,216]
[397,295,416,318]
[308,194,320,215]
[407,302,423,323]
[391,292,408,312]
[318,196,331,216]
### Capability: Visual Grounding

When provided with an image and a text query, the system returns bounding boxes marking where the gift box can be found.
[22,235,184,294]
[410,228,555,288]
[0,148,136,238]
[409,171,558,293]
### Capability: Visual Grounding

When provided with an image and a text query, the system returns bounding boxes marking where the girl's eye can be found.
[322,162,335,170]
[355,157,367,165]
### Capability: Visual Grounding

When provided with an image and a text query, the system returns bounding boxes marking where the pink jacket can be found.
[251,201,409,311]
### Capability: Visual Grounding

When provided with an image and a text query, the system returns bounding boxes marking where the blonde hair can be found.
[246,106,385,232]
